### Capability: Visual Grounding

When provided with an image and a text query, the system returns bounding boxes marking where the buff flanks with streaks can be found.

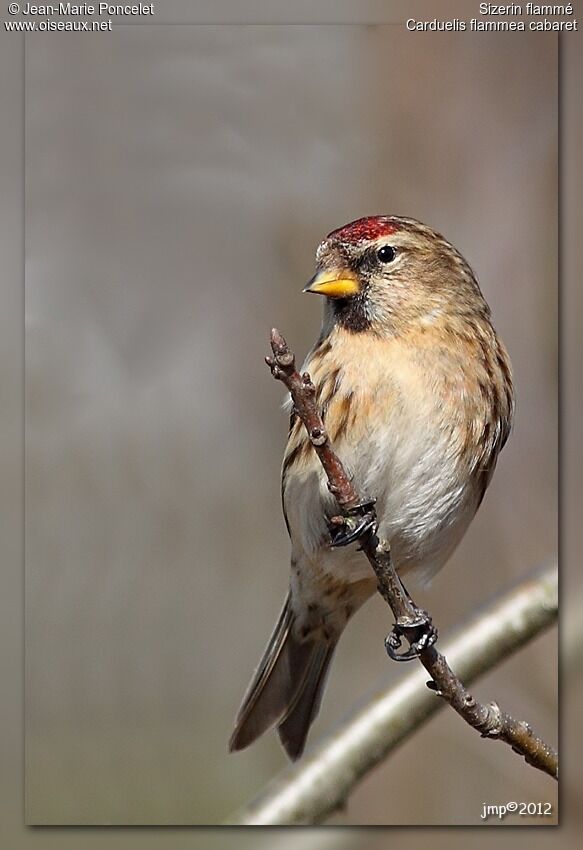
[230,215,514,761]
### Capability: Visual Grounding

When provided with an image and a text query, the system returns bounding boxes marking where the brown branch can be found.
[266,328,558,781]
[266,328,361,510]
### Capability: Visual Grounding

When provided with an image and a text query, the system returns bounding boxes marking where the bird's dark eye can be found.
[377,245,396,264]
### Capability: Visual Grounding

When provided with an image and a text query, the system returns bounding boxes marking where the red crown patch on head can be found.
[327,216,400,244]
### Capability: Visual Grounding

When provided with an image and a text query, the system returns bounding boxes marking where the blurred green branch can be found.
[227,564,557,825]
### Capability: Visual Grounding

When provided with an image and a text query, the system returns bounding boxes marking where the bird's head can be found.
[304,216,487,336]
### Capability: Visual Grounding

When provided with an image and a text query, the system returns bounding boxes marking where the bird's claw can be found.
[329,500,377,548]
[385,610,437,662]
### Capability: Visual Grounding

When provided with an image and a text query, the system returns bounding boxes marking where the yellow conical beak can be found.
[303,268,360,299]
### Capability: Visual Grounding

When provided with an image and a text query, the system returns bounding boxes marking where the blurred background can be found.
[19,16,559,829]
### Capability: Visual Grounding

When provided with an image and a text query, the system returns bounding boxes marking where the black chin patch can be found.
[332,296,371,333]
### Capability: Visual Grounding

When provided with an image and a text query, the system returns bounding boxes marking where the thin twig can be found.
[265,328,558,781]
[227,563,557,825]
[266,328,362,510]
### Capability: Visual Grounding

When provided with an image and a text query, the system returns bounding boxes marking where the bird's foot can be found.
[328,499,377,548]
[385,609,438,662]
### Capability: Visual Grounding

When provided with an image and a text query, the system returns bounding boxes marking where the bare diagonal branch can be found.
[263,328,558,783]
[227,563,557,825]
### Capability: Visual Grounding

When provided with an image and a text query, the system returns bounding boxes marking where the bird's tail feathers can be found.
[229,594,336,761]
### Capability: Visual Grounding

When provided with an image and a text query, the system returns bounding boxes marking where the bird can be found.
[229,215,514,761]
